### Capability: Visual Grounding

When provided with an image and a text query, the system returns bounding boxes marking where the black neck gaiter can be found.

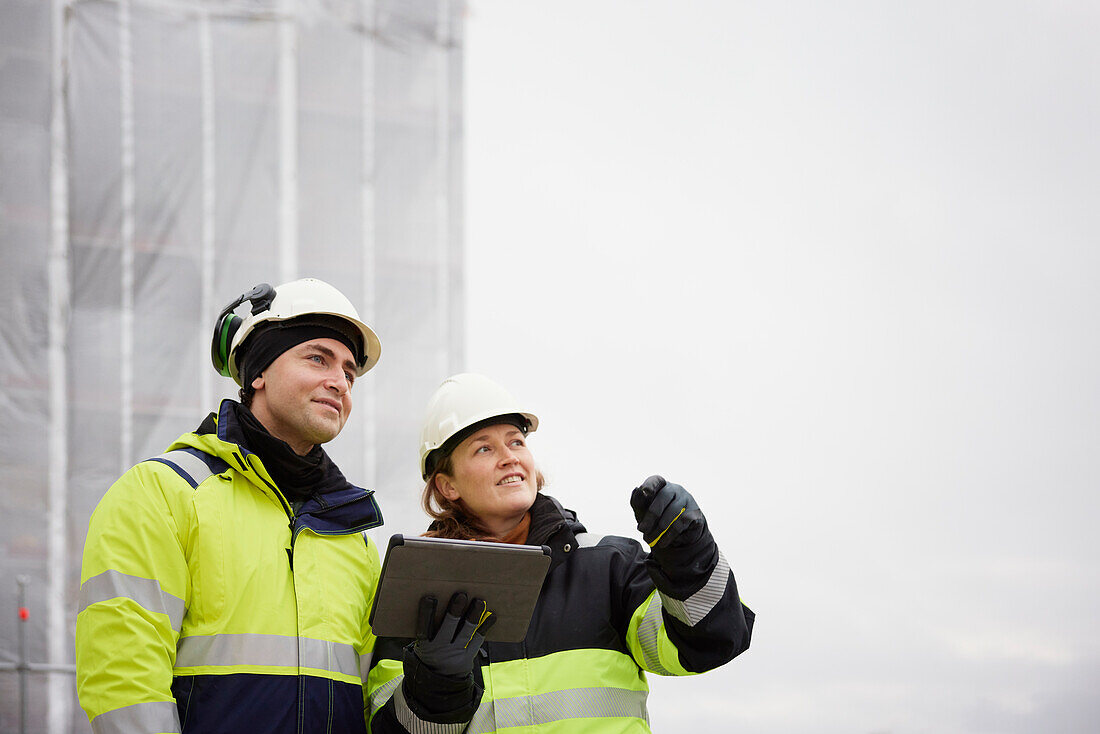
[232,402,340,504]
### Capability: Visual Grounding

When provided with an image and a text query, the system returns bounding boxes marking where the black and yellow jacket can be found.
[366,493,753,733]
[76,400,384,734]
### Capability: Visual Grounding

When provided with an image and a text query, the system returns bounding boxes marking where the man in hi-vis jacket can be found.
[77,278,385,734]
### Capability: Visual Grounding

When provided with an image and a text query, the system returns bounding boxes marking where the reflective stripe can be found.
[573,532,604,548]
[301,637,361,677]
[91,700,180,734]
[369,674,402,712]
[78,570,185,632]
[149,449,219,489]
[659,551,730,627]
[394,682,467,734]
[633,594,674,676]
[371,672,649,732]
[468,687,649,733]
[175,633,360,678]
[467,697,495,733]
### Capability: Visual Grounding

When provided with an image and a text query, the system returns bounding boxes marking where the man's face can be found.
[248,338,356,454]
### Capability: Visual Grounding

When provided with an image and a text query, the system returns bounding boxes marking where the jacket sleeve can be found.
[613,531,754,676]
[365,648,406,734]
[76,462,192,734]
[365,636,478,734]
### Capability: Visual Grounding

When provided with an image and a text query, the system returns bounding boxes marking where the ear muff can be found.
[210,283,277,377]
[210,311,242,377]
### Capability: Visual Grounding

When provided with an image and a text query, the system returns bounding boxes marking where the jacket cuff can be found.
[401,648,481,724]
[395,682,477,733]
[657,550,731,627]
[645,523,720,600]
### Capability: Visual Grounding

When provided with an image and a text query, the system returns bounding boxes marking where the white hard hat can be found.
[419,373,539,479]
[211,278,381,385]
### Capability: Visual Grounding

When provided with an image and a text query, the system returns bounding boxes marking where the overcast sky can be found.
[461,2,1100,732]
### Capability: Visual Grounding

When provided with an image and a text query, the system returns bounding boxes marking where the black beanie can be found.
[238,319,361,388]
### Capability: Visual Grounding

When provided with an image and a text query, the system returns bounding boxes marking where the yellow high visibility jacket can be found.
[76,400,383,734]
[366,494,753,733]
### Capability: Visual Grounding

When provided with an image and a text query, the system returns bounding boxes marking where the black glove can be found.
[630,476,718,601]
[401,592,496,722]
[630,475,706,550]
[409,591,495,676]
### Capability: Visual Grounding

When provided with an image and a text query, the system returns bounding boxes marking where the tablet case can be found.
[369,535,552,643]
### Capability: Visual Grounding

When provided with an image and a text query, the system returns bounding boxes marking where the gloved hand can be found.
[630,475,719,603]
[409,591,495,676]
[630,475,706,550]
[401,592,495,721]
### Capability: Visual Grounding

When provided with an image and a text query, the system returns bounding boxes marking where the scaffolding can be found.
[0,1,466,731]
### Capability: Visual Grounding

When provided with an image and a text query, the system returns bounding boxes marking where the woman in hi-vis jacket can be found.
[366,373,754,733]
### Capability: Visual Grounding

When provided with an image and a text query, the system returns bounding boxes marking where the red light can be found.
[18,607,29,621]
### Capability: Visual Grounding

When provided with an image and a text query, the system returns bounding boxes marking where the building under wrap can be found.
[0,1,465,730]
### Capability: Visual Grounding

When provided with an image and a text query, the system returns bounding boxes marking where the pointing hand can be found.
[630,475,706,550]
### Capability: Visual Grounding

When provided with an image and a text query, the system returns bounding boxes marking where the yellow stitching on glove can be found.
[463,603,493,648]
[648,507,685,548]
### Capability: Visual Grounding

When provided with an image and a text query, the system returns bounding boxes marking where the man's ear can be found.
[435,474,460,502]
[251,374,264,391]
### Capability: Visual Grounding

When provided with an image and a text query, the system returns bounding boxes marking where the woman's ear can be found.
[435,474,460,502]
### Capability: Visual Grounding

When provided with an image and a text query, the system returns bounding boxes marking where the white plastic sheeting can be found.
[0,1,465,731]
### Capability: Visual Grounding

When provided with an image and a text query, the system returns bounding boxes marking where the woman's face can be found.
[436,422,538,535]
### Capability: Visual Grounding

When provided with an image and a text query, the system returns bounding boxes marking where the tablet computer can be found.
[369,535,552,643]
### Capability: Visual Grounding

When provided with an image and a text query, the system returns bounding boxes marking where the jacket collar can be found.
[528,493,586,570]
[171,399,383,533]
